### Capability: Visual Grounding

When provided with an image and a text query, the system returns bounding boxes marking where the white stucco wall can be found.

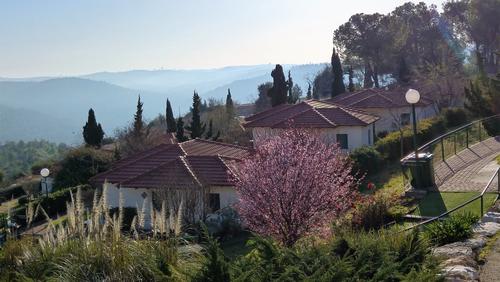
[210,186,238,209]
[360,104,437,135]
[251,126,374,151]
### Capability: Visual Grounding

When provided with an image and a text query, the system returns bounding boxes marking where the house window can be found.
[209,193,221,212]
[336,134,348,149]
[400,113,411,126]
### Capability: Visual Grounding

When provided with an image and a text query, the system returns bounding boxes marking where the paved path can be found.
[434,137,500,192]
[480,234,500,281]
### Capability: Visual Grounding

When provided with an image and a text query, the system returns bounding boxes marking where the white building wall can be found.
[251,126,374,151]
[361,105,437,135]
[210,186,238,209]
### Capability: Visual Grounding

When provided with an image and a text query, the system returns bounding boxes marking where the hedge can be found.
[375,117,446,161]
[350,146,384,176]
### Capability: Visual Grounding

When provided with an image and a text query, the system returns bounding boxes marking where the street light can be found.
[40,168,50,197]
[405,89,420,160]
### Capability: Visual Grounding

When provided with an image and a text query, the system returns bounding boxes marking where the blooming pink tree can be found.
[235,128,360,246]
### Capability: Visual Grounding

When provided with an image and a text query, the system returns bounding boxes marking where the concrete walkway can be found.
[434,136,500,192]
[480,236,500,282]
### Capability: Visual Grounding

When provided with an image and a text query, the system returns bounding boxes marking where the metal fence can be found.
[403,167,499,232]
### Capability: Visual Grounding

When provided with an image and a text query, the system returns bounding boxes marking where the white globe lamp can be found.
[405,89,420,104]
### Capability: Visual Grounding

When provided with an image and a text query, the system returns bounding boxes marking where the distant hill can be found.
[0,64,327,143]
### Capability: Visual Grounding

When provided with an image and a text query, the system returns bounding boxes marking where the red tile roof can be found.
[243,100,379,129]
[326,88,433,108]
[89,139,251,188]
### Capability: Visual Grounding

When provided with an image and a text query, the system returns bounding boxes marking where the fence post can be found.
[454,134,457,155]
[481,196,484,216]
[479,122,482,142]
[466,128,469,148]
[441,138,445,161]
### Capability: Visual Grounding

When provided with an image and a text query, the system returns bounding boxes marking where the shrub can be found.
[350,146,384,176]
[443,108,468,128]
[375,117,446,161]
[423,212,478,246]
[0,185,26,203]
[53,147,113,189]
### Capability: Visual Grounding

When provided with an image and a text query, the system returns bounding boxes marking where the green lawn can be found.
[412,192,497,217]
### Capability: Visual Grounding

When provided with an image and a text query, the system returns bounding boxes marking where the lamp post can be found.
[405,89,421,160]
[40,168,50,197]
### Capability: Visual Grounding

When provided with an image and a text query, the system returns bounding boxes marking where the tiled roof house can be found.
[90,139,251,220]
[325,88,437,134]
[243,100,379,150]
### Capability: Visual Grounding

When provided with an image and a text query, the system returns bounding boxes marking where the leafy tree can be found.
[133,95,144,138]
[267,64,288,107]
[348,66,355,92]
[53,147,113,189]
[331,48,346,97]
[465,73,500,135]
[83,108,105,148]
[166,99,177,133]
[235,128,359,246]
[176,117,188,142]
[312,66,333,99]
[186,91,206,139]
[306,82,312,99]
[254,82,273,113]
[225,88,234,120]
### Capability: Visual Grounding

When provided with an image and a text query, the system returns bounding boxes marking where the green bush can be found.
[375,117,446,161]
[0,185,26,203]
[350,146,384,176]
[423,212,478,246]
[443,108,468,128]
[53,147,113,189]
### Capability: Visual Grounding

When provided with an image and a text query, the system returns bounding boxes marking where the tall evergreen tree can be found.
[306,82,312,99]
[255,82,273,113]
[186,91,205,139]
[133,95,144,138]
[225,88,235,119]
[348,66,355,92]
[166,99,177,133]
[83,108,105,147]
[267,64,288,107]
[176,117,188,142]
[287,71,294,103]
[331,48,346,97]
[205,119,214,139]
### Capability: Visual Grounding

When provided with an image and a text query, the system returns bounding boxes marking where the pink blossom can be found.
[234,128,360,246]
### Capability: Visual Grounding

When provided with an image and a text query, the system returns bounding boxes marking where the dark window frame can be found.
[336,134,349,149]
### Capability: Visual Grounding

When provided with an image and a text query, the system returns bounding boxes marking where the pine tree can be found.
[331,48,346,97]
[133,95,144,138]
[205,119,213,139]
[166,99,177,133]
[225,88,235,119]
[267,64,288,107]
[186,91,205,139]
[194,227,231,282]
[306,83,312,99]
[176,117,188,142]
[83,108,105,147]
[348,66,355,92]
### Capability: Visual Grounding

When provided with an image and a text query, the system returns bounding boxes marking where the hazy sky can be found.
[0,0,447,77]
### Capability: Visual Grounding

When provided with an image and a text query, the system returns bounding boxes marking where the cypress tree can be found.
[287,71,294,103]
[205,119,214,139]
[176,117,188,142]
[133,95,144,138]
[225,88,234,119]
[306,83,312,99]
[186,91,205,139]
[348,66,355,92]
[267,64,288,107]
[166,99,177,133]
[83,108,105,147]
[398,57,411,84]
[331,48,346,97]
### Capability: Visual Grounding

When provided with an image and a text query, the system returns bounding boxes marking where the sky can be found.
[0,0,447,78]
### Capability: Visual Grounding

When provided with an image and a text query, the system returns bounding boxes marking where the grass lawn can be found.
[412,192,497,217]
[362,163,406,194]
[0,198,18,214]
[220,231,253,259]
